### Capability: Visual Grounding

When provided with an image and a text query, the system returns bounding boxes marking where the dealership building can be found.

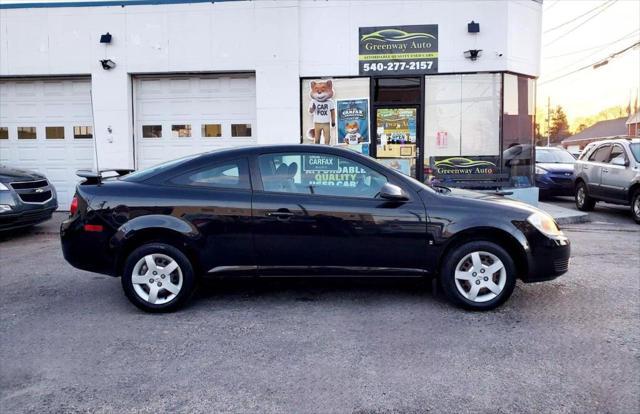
[0,0,542,208]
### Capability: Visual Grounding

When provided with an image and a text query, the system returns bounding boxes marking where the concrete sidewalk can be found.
[538,201,590,225]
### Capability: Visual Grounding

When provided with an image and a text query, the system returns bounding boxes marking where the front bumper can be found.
[0,203,57,232]
[523,237,570,282]
[535,174,574,196]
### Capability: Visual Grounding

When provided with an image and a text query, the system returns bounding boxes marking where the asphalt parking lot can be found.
[1,202,639,414]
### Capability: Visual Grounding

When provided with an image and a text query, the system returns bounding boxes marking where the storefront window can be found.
[502,74,535,187]
[300,78,370,155]
[424,74,501,182]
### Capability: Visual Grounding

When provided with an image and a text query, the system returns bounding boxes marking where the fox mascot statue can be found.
[308,80,336,145]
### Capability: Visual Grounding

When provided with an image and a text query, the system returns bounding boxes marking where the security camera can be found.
[463,49,482,61]
[100,59,116,70]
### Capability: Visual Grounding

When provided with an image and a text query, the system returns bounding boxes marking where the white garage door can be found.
[134,74,257,170]
[0,78,95,210]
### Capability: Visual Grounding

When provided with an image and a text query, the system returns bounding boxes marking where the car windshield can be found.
[122,154,199,182]
[630,143,640,162]
[536,149,575,164]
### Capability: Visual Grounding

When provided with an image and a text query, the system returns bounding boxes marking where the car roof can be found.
[195,144,376,161]
[588,138,638,146]
[535,146,566,150]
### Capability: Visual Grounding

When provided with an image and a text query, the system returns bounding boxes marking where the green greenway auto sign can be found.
[359,25,438,75]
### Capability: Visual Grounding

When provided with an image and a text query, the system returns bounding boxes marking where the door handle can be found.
[266,209,294,220]
[602,168,609,173]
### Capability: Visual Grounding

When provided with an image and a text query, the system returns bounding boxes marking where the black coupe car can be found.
[61,145,570,312]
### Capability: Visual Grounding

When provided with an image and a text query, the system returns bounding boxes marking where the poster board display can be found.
[336,98,370,145]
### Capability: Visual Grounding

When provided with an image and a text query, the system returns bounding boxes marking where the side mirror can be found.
[379,183,408,201]
[610,157,629,167]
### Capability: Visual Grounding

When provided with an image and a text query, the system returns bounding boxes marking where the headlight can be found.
[535,166,547,175]
[527,212,563,237]
[0,182,9,191]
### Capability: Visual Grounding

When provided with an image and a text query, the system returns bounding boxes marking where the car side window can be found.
[169,158,250,190]
[607,145,626,164]
[257,152,388,198]
[588,145,611,163]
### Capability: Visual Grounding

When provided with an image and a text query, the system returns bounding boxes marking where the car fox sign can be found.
[359,24,438,75]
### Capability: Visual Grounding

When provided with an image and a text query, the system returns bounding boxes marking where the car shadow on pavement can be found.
[194,276,445,306]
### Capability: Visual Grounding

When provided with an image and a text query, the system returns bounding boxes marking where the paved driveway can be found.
[1,213,638,413]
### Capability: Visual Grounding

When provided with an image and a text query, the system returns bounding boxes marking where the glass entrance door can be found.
[374,106,419,178]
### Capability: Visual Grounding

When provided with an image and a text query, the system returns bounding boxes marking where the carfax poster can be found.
[336,98,370,145]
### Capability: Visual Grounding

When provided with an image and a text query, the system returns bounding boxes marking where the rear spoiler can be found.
[76,169,134,184]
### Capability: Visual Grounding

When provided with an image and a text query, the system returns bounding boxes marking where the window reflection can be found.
[18,127,37,139]
[502,74,534,187]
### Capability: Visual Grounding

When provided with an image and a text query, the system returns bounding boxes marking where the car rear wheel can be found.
[440,241,516,311]
[632,190,640,224]
[575,181,595,211]
[122,243,196,312]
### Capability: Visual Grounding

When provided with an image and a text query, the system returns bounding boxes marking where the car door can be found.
[600,144,632,202]
[582,144,611,198]
[163,157,255,274]
[250,149,428,276]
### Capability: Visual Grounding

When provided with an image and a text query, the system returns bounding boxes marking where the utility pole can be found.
[546,96,551,147]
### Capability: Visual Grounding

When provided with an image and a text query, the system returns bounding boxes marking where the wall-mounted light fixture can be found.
[100,59,116,70]
[100,32,112,44]
[463,49,482,61]
[467,21,480,33]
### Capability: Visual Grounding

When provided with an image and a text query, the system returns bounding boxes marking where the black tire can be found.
[632,190,640,225]
[121,242,196,313]
[440,241,517,311]
[575,181,596,211]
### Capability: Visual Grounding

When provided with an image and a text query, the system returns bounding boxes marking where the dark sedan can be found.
[535,147,576,198]
[61,145,570,312]
[0,166,58,232]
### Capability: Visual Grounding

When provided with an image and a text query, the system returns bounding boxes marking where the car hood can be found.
[537,162,574,173]
[439,187,541,217]
[0,166,45,182]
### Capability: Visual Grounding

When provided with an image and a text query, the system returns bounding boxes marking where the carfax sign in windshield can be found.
[359,24,438,75]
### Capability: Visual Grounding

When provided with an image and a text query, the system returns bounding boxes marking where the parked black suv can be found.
[0,166,58,231]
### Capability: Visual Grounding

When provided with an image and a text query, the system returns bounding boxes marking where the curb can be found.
[554,213,591,225]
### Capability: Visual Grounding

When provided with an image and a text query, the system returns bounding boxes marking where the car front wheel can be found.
[122,243,196,312]
[440,241,517,311]
[575,181,596,211]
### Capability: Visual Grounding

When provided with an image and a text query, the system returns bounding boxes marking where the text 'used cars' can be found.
[61,145,570,312]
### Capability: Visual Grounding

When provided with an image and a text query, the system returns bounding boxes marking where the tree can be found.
[548,105,570,144]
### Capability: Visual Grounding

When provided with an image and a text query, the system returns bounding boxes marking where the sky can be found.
[538,0,640,125]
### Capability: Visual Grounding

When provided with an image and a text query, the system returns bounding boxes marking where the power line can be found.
[544,1,613,33]
[545,0,618,47]
[544,1,560,12]
[539,41,640,85]
[544,30,639,76]
[545,29,639,59]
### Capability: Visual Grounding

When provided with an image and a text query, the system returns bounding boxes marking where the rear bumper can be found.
[60,215,118,276]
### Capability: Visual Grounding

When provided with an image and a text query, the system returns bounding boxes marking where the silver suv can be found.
[573,138,640,223]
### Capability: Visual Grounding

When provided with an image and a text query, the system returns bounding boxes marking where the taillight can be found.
[70,195,78,216]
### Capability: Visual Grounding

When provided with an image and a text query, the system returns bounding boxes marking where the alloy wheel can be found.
[634,195,640,219]
[454,251,507,303]
[577,186,585,207]
[131,253,183,305]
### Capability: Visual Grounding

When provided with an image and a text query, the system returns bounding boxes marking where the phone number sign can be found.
[358,24,438,75]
